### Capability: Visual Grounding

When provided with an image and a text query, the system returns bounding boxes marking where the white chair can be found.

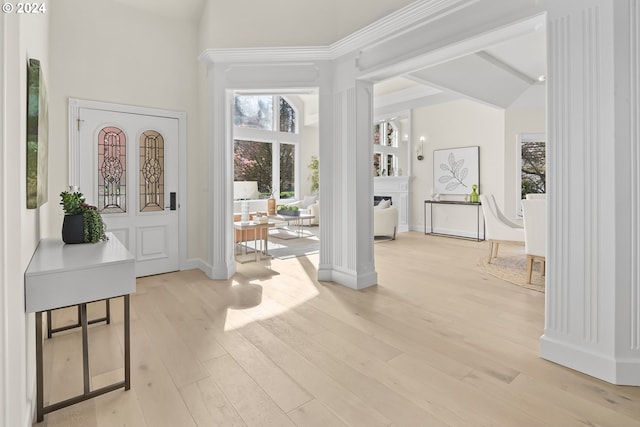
[374,205,398,239]
[525,193,546,200]
[479,194,524,263]
[522,199,546,284]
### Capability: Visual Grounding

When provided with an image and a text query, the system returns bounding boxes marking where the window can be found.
[234,95,273,130]
[234,139,273,197]
[280,143,295,198]
[98,126,126,213]
[516,133,546,215]
[139,130,165,212]
[279,97,296,133]
[233,95,300,199]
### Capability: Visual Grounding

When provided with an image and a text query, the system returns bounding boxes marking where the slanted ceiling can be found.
[407,51,535,108]
[376,26,546,111]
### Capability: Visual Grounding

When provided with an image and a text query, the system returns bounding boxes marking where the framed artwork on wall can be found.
[433,146,479,195]
[26,58,49,209]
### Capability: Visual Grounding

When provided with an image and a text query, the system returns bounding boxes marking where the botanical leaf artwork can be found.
[438,152,469,191]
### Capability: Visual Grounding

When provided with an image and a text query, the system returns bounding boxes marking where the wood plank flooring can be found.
[35,232,640,426]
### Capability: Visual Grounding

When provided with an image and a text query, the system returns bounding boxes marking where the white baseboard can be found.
[182,258,209,273]
[184,257,237,280]
[318,265,377,290]
[541,334,640,386]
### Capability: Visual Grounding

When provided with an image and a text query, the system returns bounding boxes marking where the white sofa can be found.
[374,205,398,239]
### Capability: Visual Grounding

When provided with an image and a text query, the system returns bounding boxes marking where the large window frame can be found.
[233,95,301,200]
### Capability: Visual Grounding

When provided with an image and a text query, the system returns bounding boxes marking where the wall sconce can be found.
[417,137,425,161]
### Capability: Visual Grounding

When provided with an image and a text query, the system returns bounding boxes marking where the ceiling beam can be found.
[475,51,536,85]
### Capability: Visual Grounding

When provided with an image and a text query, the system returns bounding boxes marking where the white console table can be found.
[24,233,135,422]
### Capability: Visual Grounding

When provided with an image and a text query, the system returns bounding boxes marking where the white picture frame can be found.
[433,146,480,195]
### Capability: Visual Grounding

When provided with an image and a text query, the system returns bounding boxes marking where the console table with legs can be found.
[424,200,485,241]
[24,233,135,422]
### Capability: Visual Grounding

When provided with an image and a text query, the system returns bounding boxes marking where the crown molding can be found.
[198,46,332,63]
[330,0,475,58]
[199,0,477,63]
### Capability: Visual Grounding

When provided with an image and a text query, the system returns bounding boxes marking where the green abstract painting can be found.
[26,58,48,209]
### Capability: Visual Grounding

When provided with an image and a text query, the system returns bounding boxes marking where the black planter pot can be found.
[62,214,85,244]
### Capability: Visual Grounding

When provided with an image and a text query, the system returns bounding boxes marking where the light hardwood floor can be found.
[36,232,640,426]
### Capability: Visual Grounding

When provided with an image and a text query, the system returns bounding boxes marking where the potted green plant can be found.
[276,204,300,216]
[60,191,107,243]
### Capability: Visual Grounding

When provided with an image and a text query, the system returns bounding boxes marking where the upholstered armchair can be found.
[374,203,398,239]
[479,194,524,263]
[522,199,546,283]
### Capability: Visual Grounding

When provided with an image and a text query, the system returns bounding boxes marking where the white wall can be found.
[48,0,203,260]
[410,99,505,236]
[1,8,49,427]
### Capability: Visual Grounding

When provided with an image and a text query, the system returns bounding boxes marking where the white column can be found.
[541,0,640,385]
[207,63,236,279]
[318,77,377,289]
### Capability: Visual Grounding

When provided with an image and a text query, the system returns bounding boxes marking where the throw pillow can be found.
[377,199,391,209]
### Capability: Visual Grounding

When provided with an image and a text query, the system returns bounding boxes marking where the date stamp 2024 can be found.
[2,2,46,14]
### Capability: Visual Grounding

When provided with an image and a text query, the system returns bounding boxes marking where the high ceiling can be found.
[374,26,546,111]
[111,0,546,113]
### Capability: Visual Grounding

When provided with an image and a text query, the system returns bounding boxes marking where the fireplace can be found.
[374,195,392,206]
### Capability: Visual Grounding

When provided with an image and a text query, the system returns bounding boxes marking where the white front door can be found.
[77,107,180,277]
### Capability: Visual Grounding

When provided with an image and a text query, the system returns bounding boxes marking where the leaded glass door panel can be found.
[77,108,179,277]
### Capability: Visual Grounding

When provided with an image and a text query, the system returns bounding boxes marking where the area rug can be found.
[477,245,545,293]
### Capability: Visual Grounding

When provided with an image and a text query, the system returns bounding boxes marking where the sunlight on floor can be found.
[224,256,321,332]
